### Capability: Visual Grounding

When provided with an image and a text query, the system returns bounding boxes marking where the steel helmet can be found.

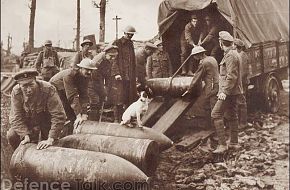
[123,25,137,34]
[191,46,206,56]
[77,58,97,70]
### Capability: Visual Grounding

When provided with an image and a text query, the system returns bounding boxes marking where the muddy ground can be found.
[1,88,289,190]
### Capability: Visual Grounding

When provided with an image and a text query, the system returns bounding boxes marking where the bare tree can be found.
[93,0,107,42]
[28,0,36,52]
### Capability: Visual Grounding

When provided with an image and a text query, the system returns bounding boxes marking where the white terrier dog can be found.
[120,91,151,128]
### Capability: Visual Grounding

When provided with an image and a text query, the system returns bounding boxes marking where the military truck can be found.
[157,0,289,113]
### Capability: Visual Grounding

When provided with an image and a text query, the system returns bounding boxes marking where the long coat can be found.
[112,37,137,106]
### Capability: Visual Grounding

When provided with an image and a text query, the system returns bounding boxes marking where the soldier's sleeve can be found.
[223,54,239,95]
[71,53,80,68]
[185,24,194,46]
[54,51,60,68]
[46,86,66,139]
[200,26,218,46]
[63,74,82,115]
[188,63,204,93]
[146,56,153,79]
[78,80,89,115]
[9,88,31,139]
[35,52,43,73]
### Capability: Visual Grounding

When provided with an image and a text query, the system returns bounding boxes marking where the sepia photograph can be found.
[1,0,289,189]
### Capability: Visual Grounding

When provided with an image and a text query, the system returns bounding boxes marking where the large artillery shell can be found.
[56,134,159,176]
[146,77,201,97]
[75,121,173,151]
[10,144,149,189]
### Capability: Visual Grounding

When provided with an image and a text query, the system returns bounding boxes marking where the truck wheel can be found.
[263,75,280,113]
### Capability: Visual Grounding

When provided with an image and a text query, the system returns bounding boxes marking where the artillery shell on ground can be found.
[74,121,173,151]
[146,77,201,97]
[56,134,159,176]
[10,143,150,190]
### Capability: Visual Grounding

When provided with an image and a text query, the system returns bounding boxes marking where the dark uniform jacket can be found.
[188,56,219,97]
[91,52,112,82]
[49,68,89,115]
[184,22,201,46]
[112,37,137,104]
[146,50,172,79]
[35,50,60,72]
[9,80,66,139]
[219,47,243,96]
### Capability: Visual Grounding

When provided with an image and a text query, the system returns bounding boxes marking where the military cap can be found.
[154,40,162,46]
[103,45,118,52]
[77,58,97,70]
[44,40,52,46]
[14,69,38,82]
[81,39,93,47]
[145,42,158,49]
[234,38,245,47]
[191,46,206,56]
[219,31,234,42]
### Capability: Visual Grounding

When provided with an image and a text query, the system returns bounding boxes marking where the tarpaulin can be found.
[158,0,289,45]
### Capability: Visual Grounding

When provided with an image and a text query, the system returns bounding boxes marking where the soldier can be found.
[112,25,138,122]
[71,39,93,68]
[49,58,97,133]
[198,15,221,62]
[211,31,243,153]
[146,40,172,79]
[234,38,250,128]
[35,40,60,81]
[7,69,66,150]
[89,45,119,120]
[180,14,201,76]
[135,42,158,88]
[183,46,219,130]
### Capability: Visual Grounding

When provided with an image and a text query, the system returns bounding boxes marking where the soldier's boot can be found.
[88,103,100,121]
[212,119,228,153]
[238,103,248,129]
[228,120,240,150]
[187,63,194,76]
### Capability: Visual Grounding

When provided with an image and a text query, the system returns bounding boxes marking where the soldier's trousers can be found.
[211,95,239,145]
[7,125,50,150]
[237,93,247,128]
[41,66,59,81]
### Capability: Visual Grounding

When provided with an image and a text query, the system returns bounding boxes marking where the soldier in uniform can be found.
[211,31,243,153]
[135,42,158,88]
[49,58,97,133]
[183,46,219,130]
[112,25,138,122]
[71,39,93,68]
[35,40,60,81]
[146,40,172,79]
[234,38,250,128]
[180,14,201,76]
[89,45,119,120]
[7,69,66,150]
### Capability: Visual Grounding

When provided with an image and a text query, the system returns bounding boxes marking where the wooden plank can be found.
[142,98,166,126]
[152,99,193,134]
[175,130,215,152]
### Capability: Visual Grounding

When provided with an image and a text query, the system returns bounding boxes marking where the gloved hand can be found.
[37,137,54,150]
[115,75,122,80]
[74,114,88,131]
[20,135,30,145]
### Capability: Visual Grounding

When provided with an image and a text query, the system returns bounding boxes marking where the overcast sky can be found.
[1,0,163,55]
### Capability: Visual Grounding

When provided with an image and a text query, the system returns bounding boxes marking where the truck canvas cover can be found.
[158,0,289,46]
